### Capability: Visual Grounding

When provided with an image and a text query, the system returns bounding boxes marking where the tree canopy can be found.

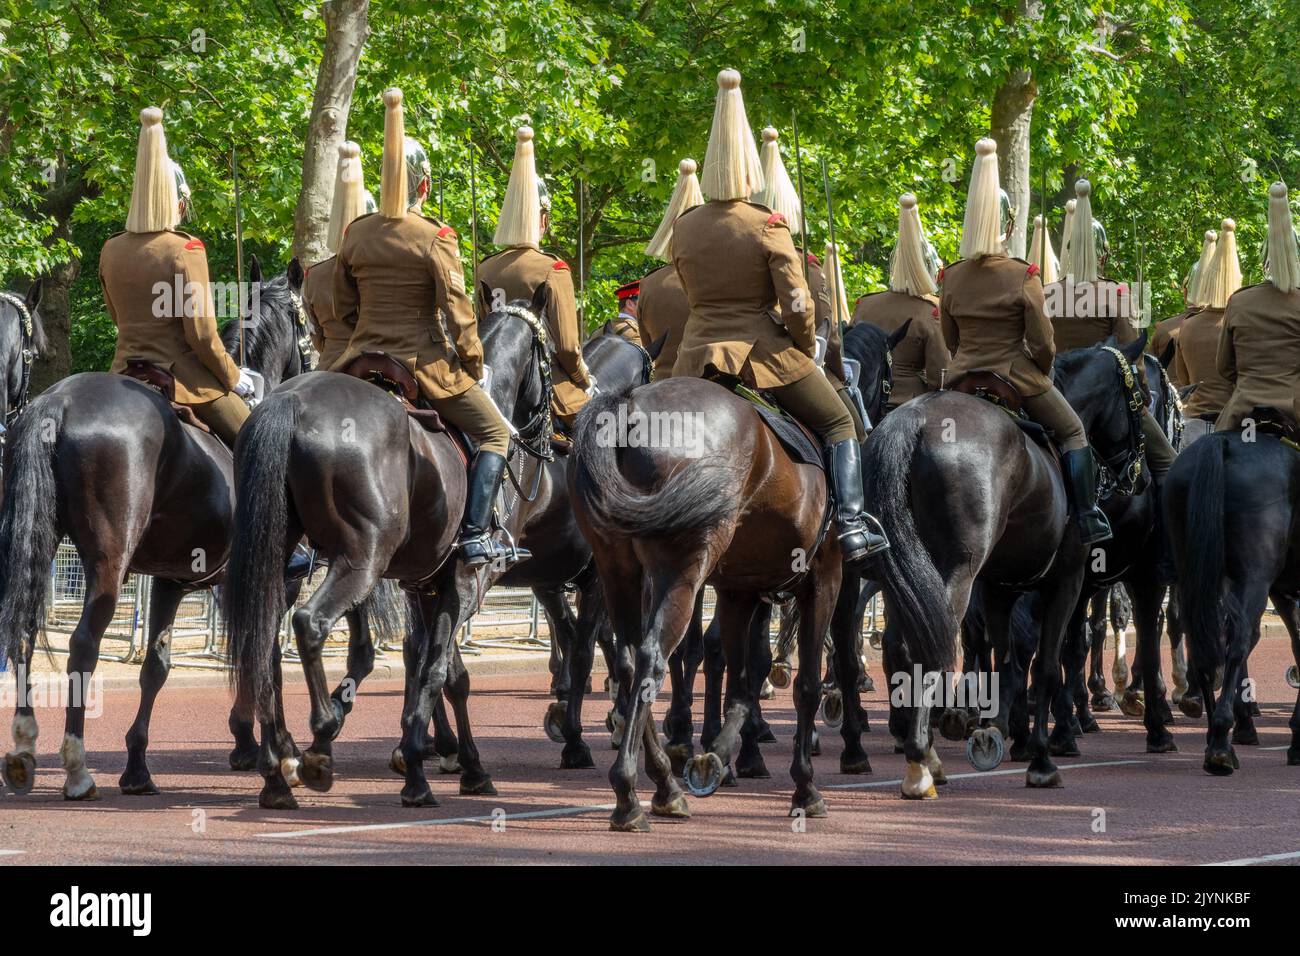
[2,0,1297,381]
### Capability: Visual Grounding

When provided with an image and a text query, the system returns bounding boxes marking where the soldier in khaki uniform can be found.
[1148,230,1216,383]
[852,193,948,407]
[671,70,887,564]
[1174,218,1242,443]
[941,139,1110,543]
[334,89,514,568]
[601,280,642,345]
[639,158,704,379]
[303,141,374,370]
[102,107,253,447]
[1215,184,1300,431]
[478,127,591,430]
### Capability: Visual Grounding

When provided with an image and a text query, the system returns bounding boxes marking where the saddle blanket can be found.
[752,402,823,469]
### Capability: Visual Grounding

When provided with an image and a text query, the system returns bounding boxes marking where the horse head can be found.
[1053,336,1148,493]
[843,319,906,425]
[477,281,551,442]
[220,255,313,390]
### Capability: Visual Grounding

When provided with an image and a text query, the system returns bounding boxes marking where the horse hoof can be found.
[1287,665,1300,690]
[756,723,777,744]
[819,690,844,730]
[1080,716,1101,734]
[1025,767,1063,788]
[1048,738,1081,758]
[651,792,691,819]
[438,754,463,774]
[1146,735,1177,754]
[543,701,567,744]
[389,747,406,776]
[1287,746,1300,766]
[460,773,497,796]
[1091,692,1116,712]
[967,727,1005,771]
[736,756,770,779]
[118,775,159,796]
[560,743,595,770]
[609,806,651,832]
[1178,696,1204,719]
[900,761,937,800]
[280,756,302,788]
[299,751,334,793]
[683,752,725,798]
[1203,750,1236,776]
[1119,692,1145,718]
[839,752,873,775]
[792,794,828,818]
[665,743,693,777]
[1069,717,1083,737]
[401,787,439,807]
[938,708,969,742]
[228,747,259,772]
[1232,726,1259,746]
[768,660,792,690]
[3,752,36,795]
[259,787,299,810]
[759,679,775,701]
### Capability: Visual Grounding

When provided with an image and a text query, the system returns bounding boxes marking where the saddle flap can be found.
[731,383,823,469]
[124,359,176,403]
[338,350,419,404]
[1248,405,1300,443]
[946,369,1024,415]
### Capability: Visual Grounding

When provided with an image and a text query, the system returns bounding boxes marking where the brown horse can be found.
[571,378,842,830]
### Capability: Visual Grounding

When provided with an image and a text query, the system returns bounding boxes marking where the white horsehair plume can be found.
[701,69,764,202]
[1066,179,1099,282]
[752,127,801,232]
[825,240,851,326]
[1058,198,1078,277]
[494,125,543,247]
[1186,229,1217,306]
[891,193,938,296]
[1201,218,1242,309]
[327,141,368,254]
[1028,214,1060,285]
[646,158,704,260]
[125,107,179,233]
[1265,182,1300,294]
[380,88,409,219]
[959,138,1003,259]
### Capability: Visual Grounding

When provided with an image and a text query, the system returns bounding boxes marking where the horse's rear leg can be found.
[120,579,186,795]
[699,615,724,751]
[4,635,39,795]
[687,591,759,792]
[1133,578,1175,752]
[1050,604,1089,755]
[1204,584,1267,774]
[328,606,377,732]
[440,641,495,795]
[829,565,870,773]
[790,559,840,816]
[663,592,705,774]
[736,604,773,779]
[1027,560,1085,789]
[557,573,604,770]
[1273,592,1300,765]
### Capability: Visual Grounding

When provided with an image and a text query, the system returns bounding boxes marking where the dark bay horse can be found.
[0,281,49,443]
[1166,427,1300,773]
[223,290,560,808]
[0,260,312,799]
[571,377,842,830]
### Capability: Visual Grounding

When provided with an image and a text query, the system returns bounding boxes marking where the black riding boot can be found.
[1062,448,1113,545]
[285,543,316,582]
[828,439,890,566]
[456,451,529,568]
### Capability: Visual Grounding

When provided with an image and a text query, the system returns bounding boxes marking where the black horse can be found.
[1167,426,1300,773]
[0,281,49,443]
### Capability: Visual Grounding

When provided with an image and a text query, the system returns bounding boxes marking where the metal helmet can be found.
[402,136,431,209]
[536,176,551,213]
[362,189,378,214]
[173,161,193,222]
[1092,218,1110,261]
[998,188,1015,241]
[922,238,943,278]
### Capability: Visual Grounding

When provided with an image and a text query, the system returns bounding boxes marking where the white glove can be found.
[234,368,255,398]
[585,374,599,397]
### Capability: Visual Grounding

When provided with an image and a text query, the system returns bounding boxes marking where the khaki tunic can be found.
[334,212,482,400]
[603,315,642,346]
[1044,278,1138,352]
[303,256,352,371]
[852,290,948,403]
[478,246,590,421]
[637,263,690,379]
[1214,283,1300,430]
[1173,306,1232,420]
[101,229,241,405]
[670,200,816,389]
[940,255,1055,397]
[806,254,847,387]
[1147,307,1198,386]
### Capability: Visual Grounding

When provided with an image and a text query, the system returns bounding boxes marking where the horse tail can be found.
[0,396,63,665]
[358,579,408,647]
[221,394,299,705]
[864,412,956,673]
[1180,433,1232,672]
[572,390,737,539]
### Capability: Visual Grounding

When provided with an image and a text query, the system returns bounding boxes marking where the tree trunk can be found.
[30,164,94,393]
[991,69,1036,260]
[292,0,370,266]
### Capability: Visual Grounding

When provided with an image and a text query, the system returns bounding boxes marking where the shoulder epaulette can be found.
[552,259,570,271]
[765,212,787,227]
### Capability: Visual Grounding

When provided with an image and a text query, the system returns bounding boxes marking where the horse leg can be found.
[1134,577,1175,752]
[663,592,705,774]
[1050,599,1088,756]
[542,585,575,699]
[791,558,840,816]
[643,708,690,820]
[326,606,377,738]
[688,591,760,792]
[119,578,186,794]
[1231,627,1263,745]
[829,564,871,773]
[253,649,300,810]
[1169,589,1202,716]
[1204,583,1267,774]
[3,635,39,795]
[1027,563,1083,789]
[440,640,495,795]
[559,571,604,770]
[736,603,773,779]
[292,563,378,793]
[1273,592,1300,765]
[396,589,446,806]
[699,614,724,752]
[1086,595,1111,707]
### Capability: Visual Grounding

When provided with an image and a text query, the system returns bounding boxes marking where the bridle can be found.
[493,303,557,517]
[1149,356,1185,452]
[1095,344,1147,498]
[0,291,37,431]
[287,287,315,376]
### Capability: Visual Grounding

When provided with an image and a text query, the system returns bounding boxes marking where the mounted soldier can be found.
[939,138,1110,544]
[1215,183,1300,432]
[670,69,888,563]
[478,126,593,438]
[602,280,642,345]
[852,193,948,408]
[1148,229,1216,385]
[1058,197,1078,277]
[304,141,374,370]
[1173,217,1241,444]
[1028,213,1060,285]
[638,158,704,379]
[333,88,516,568]
[100,107,255,447]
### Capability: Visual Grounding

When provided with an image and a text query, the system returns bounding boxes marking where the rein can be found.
[287,287,315,375]
[1095,345,1147,498]
[494,303,556,514]
[0,291,37,430]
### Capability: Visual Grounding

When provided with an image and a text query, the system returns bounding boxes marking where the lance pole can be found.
[232,145,246,367]
[791,109,809,280]
[820,156,842,330]
[470,140,479,313]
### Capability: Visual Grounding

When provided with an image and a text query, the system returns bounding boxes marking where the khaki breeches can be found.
[191,392,250,447]
[1021,388,1087,452]
[768,370,858,445]
[432,384,511,457]
[1140,410,1176,480]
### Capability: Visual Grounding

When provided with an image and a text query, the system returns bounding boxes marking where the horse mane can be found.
[0,292,49,357]
[220,271,297,368]
[842,320,889,363]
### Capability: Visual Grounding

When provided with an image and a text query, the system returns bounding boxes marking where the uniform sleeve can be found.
[1216,307,1238,387]
[922,316,949,389]
[1114,285,1138,346]
[301,273,325,354]
[1172,340,1190,390]
[545,265,591,389]
[333,236,360,332]
[178,243,240,390]
[939,291,960,355]
[99,264,120,332]
[1022,269,1056,374]
[763,218,816,357]
[430,232,483,382]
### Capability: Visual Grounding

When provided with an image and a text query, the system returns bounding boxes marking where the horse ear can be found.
[1120,335,1145,366]
[531,281,549,318]
[286,257,304,293]
[479,281,493,312]
[887,318,912,350]
[23,277,42,314]
[248,255,263,286]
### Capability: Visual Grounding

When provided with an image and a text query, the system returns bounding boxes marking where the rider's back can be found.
[1174,306,1232,420]
[1216,283,1300,429]
[637,263,690,379]
[852,290,946,402]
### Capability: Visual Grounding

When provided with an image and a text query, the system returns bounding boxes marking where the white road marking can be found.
[0,850,25,857]
[824,758,1147,790]
[259,801,623,839]
[1204,849,1300,866]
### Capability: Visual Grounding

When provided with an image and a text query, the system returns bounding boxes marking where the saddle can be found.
[730,383,823,469]
[946,369,1053,451]
[337,351,471,459]
[1248,405,1300,448]
[123,359,212,435]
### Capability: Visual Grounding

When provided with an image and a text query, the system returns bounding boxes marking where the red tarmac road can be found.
[1,636,1297,865]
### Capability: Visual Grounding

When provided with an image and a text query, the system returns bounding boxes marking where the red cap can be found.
[615,280,640,303]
